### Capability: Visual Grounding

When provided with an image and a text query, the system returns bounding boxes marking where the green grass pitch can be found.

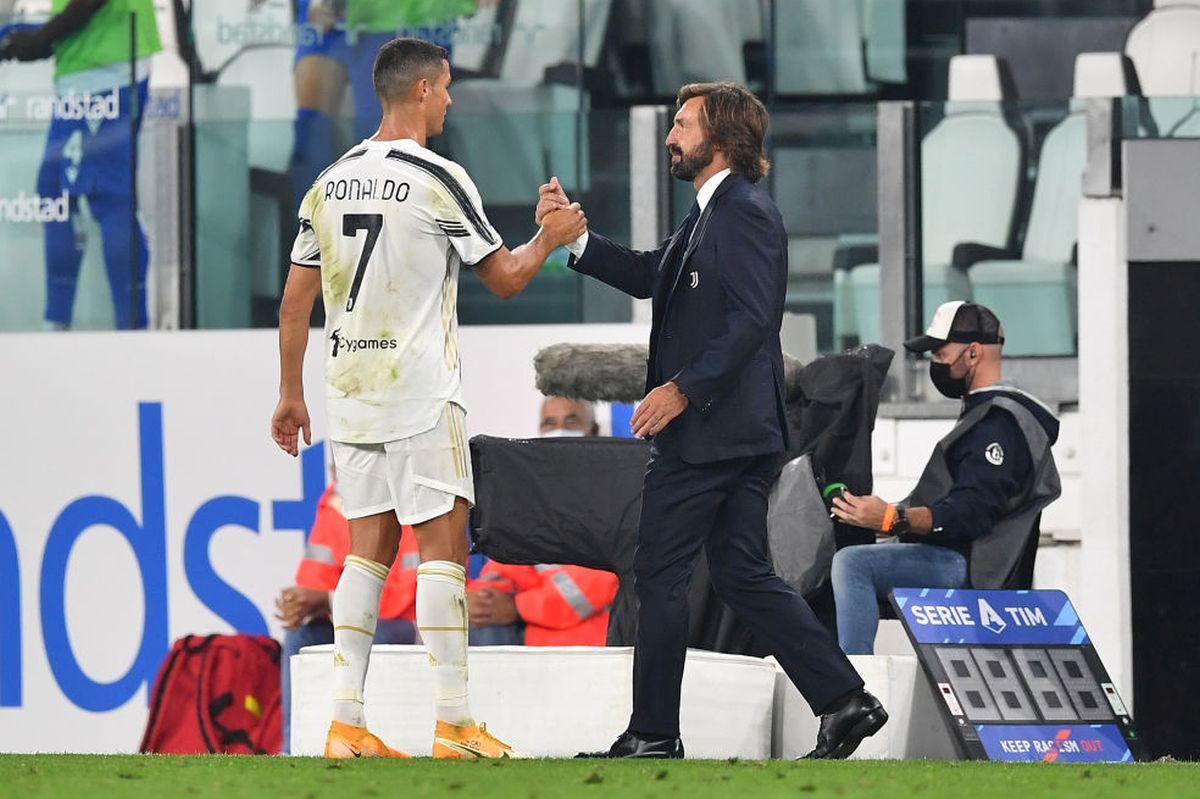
[2,755,1196,799]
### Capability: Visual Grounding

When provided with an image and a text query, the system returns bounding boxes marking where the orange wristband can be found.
[881,504,897,533]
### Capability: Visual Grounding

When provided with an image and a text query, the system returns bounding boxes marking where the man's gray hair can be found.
[372,37,449,104]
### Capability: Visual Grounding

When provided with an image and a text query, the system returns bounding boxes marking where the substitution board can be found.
[889,588,1141,762]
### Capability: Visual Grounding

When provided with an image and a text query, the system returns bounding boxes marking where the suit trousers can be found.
[630,447,864,737]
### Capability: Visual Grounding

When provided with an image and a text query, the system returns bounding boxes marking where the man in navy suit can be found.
[537,82,887,759]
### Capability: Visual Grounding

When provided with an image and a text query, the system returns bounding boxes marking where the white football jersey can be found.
[290,138,502,444]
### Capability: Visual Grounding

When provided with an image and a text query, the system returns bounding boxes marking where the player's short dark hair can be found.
[676,82,771,184]
[372,38,449,104]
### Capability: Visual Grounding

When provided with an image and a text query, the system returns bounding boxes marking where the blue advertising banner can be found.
[892,588,1089,646]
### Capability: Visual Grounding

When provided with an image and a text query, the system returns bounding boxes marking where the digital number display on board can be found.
[889,589,1141,762]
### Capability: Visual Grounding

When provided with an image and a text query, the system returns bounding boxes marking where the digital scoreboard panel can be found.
[889,589,1142,762]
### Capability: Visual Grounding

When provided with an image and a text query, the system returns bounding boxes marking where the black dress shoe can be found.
[577,730,685,759]
[801,690,888,759]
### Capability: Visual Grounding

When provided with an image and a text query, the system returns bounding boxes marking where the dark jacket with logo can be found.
[902,385,1062,589]
[567,174,790,464]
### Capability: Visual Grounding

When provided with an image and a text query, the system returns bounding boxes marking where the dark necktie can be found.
[668,202,701,276]
[679,202,701,244]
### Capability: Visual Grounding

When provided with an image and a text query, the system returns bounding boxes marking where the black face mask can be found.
[930,346,974,399]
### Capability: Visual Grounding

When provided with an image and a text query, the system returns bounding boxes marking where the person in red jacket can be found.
[469,561,619,646]
[275,480,419,753]
[467,397,619,646]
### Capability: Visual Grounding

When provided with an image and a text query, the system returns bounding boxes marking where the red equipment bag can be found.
[139,634,282,755]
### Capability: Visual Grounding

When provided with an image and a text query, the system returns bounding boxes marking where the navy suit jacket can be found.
[568,173,791,465]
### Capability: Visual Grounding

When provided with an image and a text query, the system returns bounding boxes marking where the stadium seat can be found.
[842,55,1023,347]
[443,0,612,204]
[775,0,906,95]
[1126,1,1200,136]
[646,0,766,97]
[864,0,908,85]
[969,54,1136,356]
[775,0,870,94]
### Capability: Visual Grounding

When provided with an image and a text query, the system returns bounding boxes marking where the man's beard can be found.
[668,140,715,181]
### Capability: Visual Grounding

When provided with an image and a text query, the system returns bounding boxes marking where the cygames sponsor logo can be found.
[330,329,397,357]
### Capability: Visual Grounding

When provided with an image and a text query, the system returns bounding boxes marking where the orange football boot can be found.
[432,720,532,759]
[324,720,410,759]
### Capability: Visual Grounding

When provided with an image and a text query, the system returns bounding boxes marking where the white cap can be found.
[905,301,1005,353]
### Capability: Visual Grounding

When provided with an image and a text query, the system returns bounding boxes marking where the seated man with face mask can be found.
[828,302,1061,655]
[467,397,619,646]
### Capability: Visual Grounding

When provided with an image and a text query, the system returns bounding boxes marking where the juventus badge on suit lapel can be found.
[689,271,699,289]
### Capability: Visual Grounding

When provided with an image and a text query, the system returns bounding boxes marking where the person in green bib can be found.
[347,0,479,35]
[0,0,161,329]
[290,0,485,213]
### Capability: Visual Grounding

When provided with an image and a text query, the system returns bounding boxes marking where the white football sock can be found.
[330,555,387,727]
[417,560,473,725]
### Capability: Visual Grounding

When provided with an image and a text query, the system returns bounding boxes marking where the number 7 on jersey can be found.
[343,213,384,313]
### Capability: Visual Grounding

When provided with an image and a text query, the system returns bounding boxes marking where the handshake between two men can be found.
[534,182,588,253]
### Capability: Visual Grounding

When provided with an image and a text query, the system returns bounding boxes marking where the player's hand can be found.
[535,176,571,225]
[831,492,890,530]
[540,203,587,249]
[0,29,51,62]
[630,381,689,438]
[271,396,312,457]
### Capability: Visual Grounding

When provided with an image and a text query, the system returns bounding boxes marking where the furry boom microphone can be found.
[535,343,649,403]
[534,343,806,403]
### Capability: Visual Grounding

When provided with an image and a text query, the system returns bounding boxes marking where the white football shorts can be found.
[330,402,475,525]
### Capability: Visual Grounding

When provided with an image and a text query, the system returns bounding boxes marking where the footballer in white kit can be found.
[290,135,498,524]
[270,37,586,760]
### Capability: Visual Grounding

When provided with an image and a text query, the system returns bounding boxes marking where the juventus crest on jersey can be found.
[291,138,502,444]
